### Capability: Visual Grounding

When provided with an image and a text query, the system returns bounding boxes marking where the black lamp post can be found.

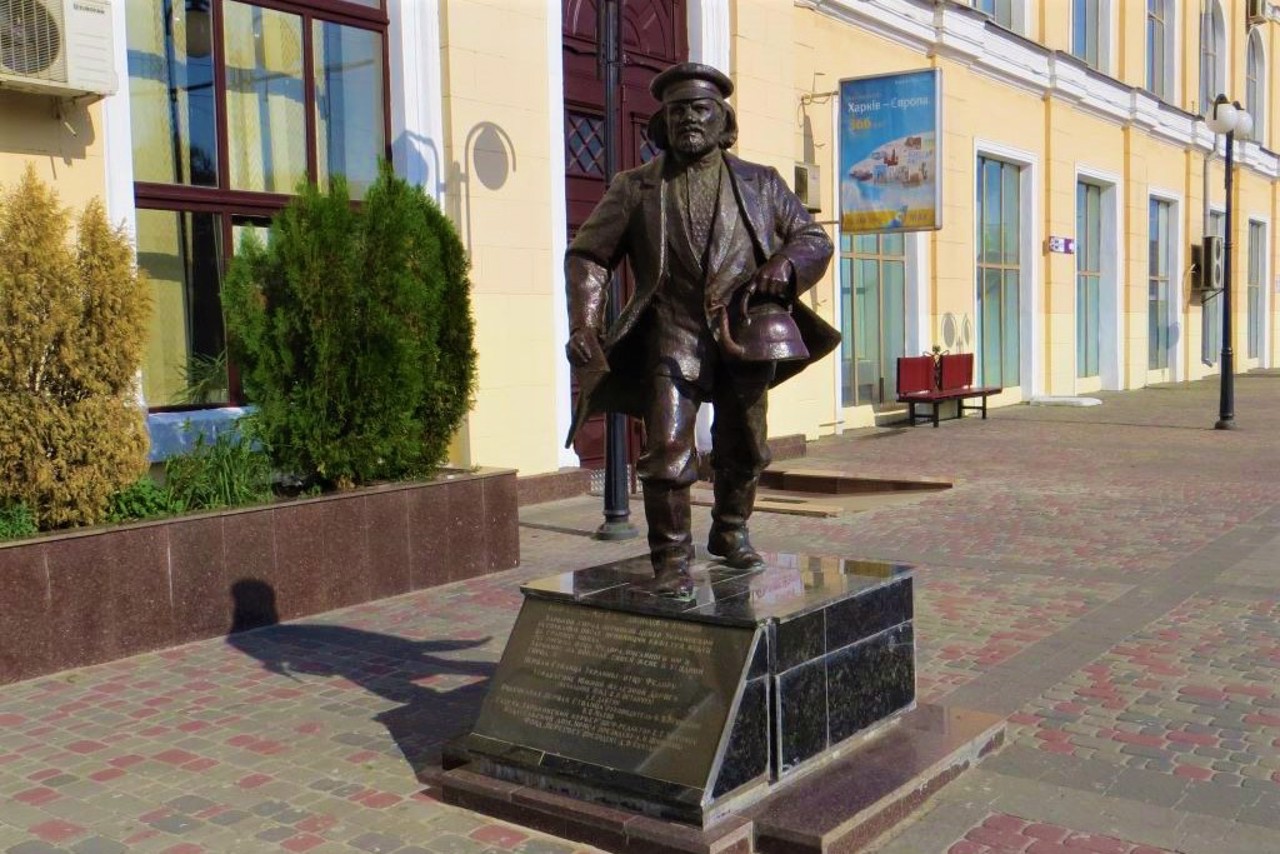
[1205,94,1253,431]
[593,0,637,540]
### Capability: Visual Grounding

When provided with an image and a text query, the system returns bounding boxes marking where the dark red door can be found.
[562,0,687,471]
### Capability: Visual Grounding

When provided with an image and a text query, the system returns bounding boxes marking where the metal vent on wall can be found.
[0,0,62,78]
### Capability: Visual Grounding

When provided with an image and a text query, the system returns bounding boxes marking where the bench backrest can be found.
[938,353,974,390]
[896,355,937,396]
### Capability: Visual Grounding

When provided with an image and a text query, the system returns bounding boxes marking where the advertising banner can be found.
[839,69,942,234]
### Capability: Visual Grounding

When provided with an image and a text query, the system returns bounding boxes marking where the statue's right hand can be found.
[566,327,602,367]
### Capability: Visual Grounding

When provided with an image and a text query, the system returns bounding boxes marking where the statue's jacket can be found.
[565,151,838,446]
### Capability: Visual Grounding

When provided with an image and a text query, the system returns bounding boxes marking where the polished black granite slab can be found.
[521,552,908,626]
[451,552,915,827]
[441,703,1005,854]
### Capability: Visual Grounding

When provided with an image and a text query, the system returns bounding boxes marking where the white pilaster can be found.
[102,0,136,237]
[689,0,730,69]
[548,0,576,466]
[387,0,446,202]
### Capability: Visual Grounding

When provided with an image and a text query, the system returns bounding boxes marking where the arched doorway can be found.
[561,0,687,471]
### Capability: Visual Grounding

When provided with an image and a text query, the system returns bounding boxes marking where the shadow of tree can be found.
[223,578,494,781]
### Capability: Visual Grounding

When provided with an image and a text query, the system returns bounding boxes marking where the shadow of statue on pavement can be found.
[223,578,495,782]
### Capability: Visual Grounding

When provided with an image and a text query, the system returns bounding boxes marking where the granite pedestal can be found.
[441,553,1002,850]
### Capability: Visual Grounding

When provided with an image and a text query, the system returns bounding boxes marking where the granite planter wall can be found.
[0,467,519,686]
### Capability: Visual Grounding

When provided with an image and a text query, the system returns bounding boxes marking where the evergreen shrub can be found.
[222,166,477,489]
[0,167,151,529]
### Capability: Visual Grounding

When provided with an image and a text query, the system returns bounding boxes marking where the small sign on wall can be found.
[1047,236,1076,254]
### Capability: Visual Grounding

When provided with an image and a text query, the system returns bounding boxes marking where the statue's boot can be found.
[644,484,695,596]
[707,475,764,569]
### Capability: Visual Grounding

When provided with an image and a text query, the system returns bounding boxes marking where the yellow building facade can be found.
[1,0,1275,479]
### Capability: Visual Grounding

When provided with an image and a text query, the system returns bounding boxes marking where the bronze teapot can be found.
[715,289,809,363]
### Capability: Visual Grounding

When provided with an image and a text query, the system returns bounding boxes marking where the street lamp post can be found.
[593,0,638,540]
[1204,95,1253,431]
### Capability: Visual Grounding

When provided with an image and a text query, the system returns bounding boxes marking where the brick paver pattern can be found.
[947,812,1176,853]
[3,376,1280,852]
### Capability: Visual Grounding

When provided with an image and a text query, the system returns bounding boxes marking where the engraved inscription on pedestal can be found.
[472,599,757,790]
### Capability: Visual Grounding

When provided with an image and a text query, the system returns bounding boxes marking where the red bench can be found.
[896,353,1001,427]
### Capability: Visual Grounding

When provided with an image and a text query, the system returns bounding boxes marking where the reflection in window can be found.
[566,111,605,176]
[1146,0,1169,100]
[1148,199,1172,371]
[1076,182,1102,378]
[127,0,218,185]
[1072,0,1102,70]
[1199,2,1225,116]
[973,0,1014,30]
[1248,221,1265,360]
[136,209,227,406]
[224,2,307,193]
[975,156,1020,388]
[1246,31,1266,147]
[314,21,385,198]
[840,234,905,407]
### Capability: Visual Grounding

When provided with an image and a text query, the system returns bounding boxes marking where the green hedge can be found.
[222,167,477,489]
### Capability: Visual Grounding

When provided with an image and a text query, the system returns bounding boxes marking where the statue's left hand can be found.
[752,254,794,299]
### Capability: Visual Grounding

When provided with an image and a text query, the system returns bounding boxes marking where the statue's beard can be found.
[671,126,718,159]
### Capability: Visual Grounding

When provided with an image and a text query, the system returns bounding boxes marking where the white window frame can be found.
[1246,28,1267,148]
[1245,217,1271,368]
[1071,0,1113,74]
[1146,0,1177,104]
[974,140,1041,399]
[1199,0,1228,117]
[1075,168,1122,391]
[1147,189,1184,384]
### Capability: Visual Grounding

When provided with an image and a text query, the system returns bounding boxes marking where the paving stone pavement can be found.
[4,375,1280,852]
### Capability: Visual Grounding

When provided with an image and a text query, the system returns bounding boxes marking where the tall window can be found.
[974,0,1014,30]
[126,0,390,407]
[1076,182,1102,378]
[1148,199,1172,371]
[1246,30,1266,147]
[1146,0,1169,100]
[1248,221,1265,360]
[840,234,906,407]
[976,157,1021,388]
[1072,0,1102,70]
[1203,212,1224,365]
[1199,1,1225,115]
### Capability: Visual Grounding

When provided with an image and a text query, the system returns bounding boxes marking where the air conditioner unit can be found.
[0,0,117,99]
[1247,0,1270,26]
[1192,236,1225,295]
[794,162,821,213]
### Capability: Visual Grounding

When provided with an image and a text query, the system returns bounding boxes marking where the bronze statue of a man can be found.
[564,62,837,595]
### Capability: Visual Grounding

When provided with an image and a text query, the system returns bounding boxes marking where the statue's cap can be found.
[650,62,733,104]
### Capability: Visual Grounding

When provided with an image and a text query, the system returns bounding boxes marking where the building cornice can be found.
[801,0,1280,180]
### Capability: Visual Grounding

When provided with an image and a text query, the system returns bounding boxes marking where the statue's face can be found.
[665,98,725,160]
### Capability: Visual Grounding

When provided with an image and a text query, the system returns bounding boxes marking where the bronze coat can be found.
[565,152,837,447]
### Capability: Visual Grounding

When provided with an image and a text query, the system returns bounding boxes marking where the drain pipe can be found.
[1204,137,1212,238]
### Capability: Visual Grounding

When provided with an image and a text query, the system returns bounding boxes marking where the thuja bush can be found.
[222,166,477,489]
[0,167,151,529]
